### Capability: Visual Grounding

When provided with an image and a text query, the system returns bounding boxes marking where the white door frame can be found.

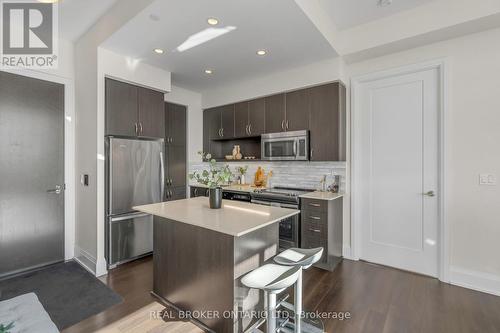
[350,59,450,282]
[2,68,76,261]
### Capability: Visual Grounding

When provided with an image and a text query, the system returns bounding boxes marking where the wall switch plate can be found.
[479,174,496,186]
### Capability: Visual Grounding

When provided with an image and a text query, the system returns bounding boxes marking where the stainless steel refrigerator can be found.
[105,137,165,268]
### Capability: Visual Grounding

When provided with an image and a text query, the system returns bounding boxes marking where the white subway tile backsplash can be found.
[189,161,346,192]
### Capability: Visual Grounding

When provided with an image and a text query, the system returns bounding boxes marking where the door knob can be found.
[424,191,435,197]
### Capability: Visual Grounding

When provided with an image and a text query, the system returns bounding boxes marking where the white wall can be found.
[164,85,203,163]
[74,0,156,275]
[347,27,500,288]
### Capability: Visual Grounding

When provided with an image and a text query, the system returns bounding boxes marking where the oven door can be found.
[251,200,300,250]
[278,214,300,250]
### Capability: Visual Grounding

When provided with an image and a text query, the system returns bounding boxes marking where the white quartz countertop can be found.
[134,197,299,237]
[299,192,344,201]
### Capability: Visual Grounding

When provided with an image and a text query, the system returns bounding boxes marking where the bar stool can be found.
[241,263,302,333]
[274,247,324,332]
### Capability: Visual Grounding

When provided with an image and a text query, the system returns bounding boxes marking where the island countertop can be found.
[134,197,299,237]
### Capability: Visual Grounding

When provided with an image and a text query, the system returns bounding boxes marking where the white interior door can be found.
[355,67,440,277]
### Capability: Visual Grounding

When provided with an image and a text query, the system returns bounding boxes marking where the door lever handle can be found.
[47,185,63,194]
[423,191,435,197]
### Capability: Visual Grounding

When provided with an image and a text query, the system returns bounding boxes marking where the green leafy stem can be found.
[0,322,15,333]
[189,152,233,188]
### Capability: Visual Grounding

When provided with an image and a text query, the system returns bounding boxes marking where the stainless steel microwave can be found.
[261,130,309,161]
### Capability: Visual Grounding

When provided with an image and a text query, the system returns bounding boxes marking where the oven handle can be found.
[251,199,299,210]
[251,199,271,206]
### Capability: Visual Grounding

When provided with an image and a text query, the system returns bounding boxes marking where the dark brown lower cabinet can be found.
[301,197,343,271]
[169,186,187,201]
[190,186,209,198]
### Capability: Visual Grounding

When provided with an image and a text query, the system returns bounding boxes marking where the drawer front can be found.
[301,231,327,263]
[302,212,327,226]
[301,198,328,213]
[301,215,327,263]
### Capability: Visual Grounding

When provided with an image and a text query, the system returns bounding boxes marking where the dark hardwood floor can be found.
[64,256,500,333]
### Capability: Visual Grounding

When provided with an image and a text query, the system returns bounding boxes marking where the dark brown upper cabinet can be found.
[165,102,187,147]
[204,108,223,158]
[234,102,249,138]
[202,81,346,162]
[285,89,310,131]
[309,82,346,161]
[137,87,165,138]
[105,78,138,137]
[207,107,222,140]
[234,98,266,138]
[265,93,286,133]
[220,105,235,139]
[105,78,165,138]
[248,98,266,136]
[207,105,235,140]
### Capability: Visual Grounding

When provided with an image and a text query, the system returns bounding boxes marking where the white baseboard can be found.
[95,256,108,277]
[450,266,500,297]
[343,245,356,260]
[74,246,96,275]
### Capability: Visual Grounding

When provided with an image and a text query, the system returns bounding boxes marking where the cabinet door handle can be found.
[286,120,289,130]
[310,148,314,160]
[281,120,285,131]
[309,203,321,207]
[248,124,252,135]
[221,128,224,137]
[309,216,321,220]
[134,123,138,136]
[309,228,321,233]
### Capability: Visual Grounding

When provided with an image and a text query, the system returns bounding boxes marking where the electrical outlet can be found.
[479,174,497,186]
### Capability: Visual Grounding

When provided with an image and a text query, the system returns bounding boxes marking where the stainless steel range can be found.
[251,187,313,250]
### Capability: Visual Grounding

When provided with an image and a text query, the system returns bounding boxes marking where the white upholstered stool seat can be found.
[273,247,324,269]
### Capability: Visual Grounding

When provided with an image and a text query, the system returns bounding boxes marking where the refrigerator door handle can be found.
[110,212,150,222]
[160,151,165,201]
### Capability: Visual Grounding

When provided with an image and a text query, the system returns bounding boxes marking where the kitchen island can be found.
[134,197,299,332]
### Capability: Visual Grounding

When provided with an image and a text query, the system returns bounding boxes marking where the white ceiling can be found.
[101,0,336,92]
[59,0,118,41]
[320,0,435,30]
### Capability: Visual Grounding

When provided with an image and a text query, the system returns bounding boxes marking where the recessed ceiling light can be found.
[207,18,219,26]
[153,48,164,54]
[205,69,213,74]
[378,0,393,7]
[256,50,267,56]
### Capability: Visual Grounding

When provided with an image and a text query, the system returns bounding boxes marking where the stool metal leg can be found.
[267,291,277,333]
[294,269,303,333]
